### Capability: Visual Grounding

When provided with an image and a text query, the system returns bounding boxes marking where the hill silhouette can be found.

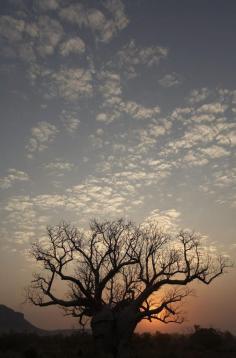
[0,305,42,334]
[0,305,87,336]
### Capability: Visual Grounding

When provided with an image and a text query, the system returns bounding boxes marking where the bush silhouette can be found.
[190,326,222,350]
[0,330,235,357]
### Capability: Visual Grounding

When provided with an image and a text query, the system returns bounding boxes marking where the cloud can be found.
[132,118,172,154]
[96,113,110,123]
[96,99,162,124]
[114,169,168,185]
[0,16,25,42]
[44,160,75,173]
[0,14,64,62]
[213,168,236,188]
[33,194,67,209]
[4,196,37,243]
[0,16,35,62]
[96,70,123,122]
[16,42,36,62]
[104,0,129,30]
[96,145,172,187]
[158,73,181,88]
[200,145,230,159]
[0,169,29,189]
[60,37,85,56]
[59,3,86,26]
[99,71,122,104]
[188,88,210,104]
[168,96,236,152]
[87,8,109,33]
[5,195,32,212]
[96,71,163,123]
[197,165,236,209]
[123,101,161,120]
[89,130,108,149]
[92,86,236,214]
[149,119,172,136]
[36,0,60,11]
[2,174,139,238]
[182,151,209,167]
[190,113,216,123]
[59,0,129,43]
[171,106,193,121]
[144,208,181,233]
[165,121,227,156]
[85,2,129,43]
[26,121,58,157]
[60,110,80,133]
[24,22,39,38]
[228,130,236,146]
[2,195,50,248]
[117,40,168,77]
[49,67,93,101]
[1,2,236,265]
[231,90,236,104]
[178,125,217,148]
[197,102,227,114]
[36,16,64,57]
[65,177,138,218]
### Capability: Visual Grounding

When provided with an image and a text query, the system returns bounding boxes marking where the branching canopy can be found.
[27,219,231,326]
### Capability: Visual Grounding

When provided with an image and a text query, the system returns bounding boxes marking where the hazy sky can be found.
[0,0,236,333]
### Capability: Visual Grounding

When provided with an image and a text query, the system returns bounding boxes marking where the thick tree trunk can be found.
[91,305,138,358]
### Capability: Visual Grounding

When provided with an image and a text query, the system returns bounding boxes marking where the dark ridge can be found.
[0,304,43,334]
[0,305,88,336]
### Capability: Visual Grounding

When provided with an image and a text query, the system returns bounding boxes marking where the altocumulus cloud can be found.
[0,0,235,268]
[144,208,182,233]
[60,110,80,133]
[44,160,75,175]
[26,121,59,158]
[0,169,29,190]
[48,67,93,101]
[158,73,182,88]
[59,37,85,56]
[59,0,128,43]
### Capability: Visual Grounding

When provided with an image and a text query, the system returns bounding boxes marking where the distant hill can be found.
[0,304,89,336]
[0,304,42,334]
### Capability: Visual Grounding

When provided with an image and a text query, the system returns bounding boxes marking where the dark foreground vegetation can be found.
[0,327,235,358]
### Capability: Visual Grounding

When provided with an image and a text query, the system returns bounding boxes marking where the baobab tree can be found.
[27,219,230,358]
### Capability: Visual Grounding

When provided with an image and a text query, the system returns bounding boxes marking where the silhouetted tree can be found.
[27,219,231,358]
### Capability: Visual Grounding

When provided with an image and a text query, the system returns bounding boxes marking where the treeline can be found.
[0,326,235,358]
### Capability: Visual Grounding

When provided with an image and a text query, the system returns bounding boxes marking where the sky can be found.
[0,0,236,334]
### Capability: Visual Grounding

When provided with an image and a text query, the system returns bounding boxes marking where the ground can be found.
[0,328,235,358]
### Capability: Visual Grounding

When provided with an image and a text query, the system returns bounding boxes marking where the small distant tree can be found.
[27,219,231,358]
